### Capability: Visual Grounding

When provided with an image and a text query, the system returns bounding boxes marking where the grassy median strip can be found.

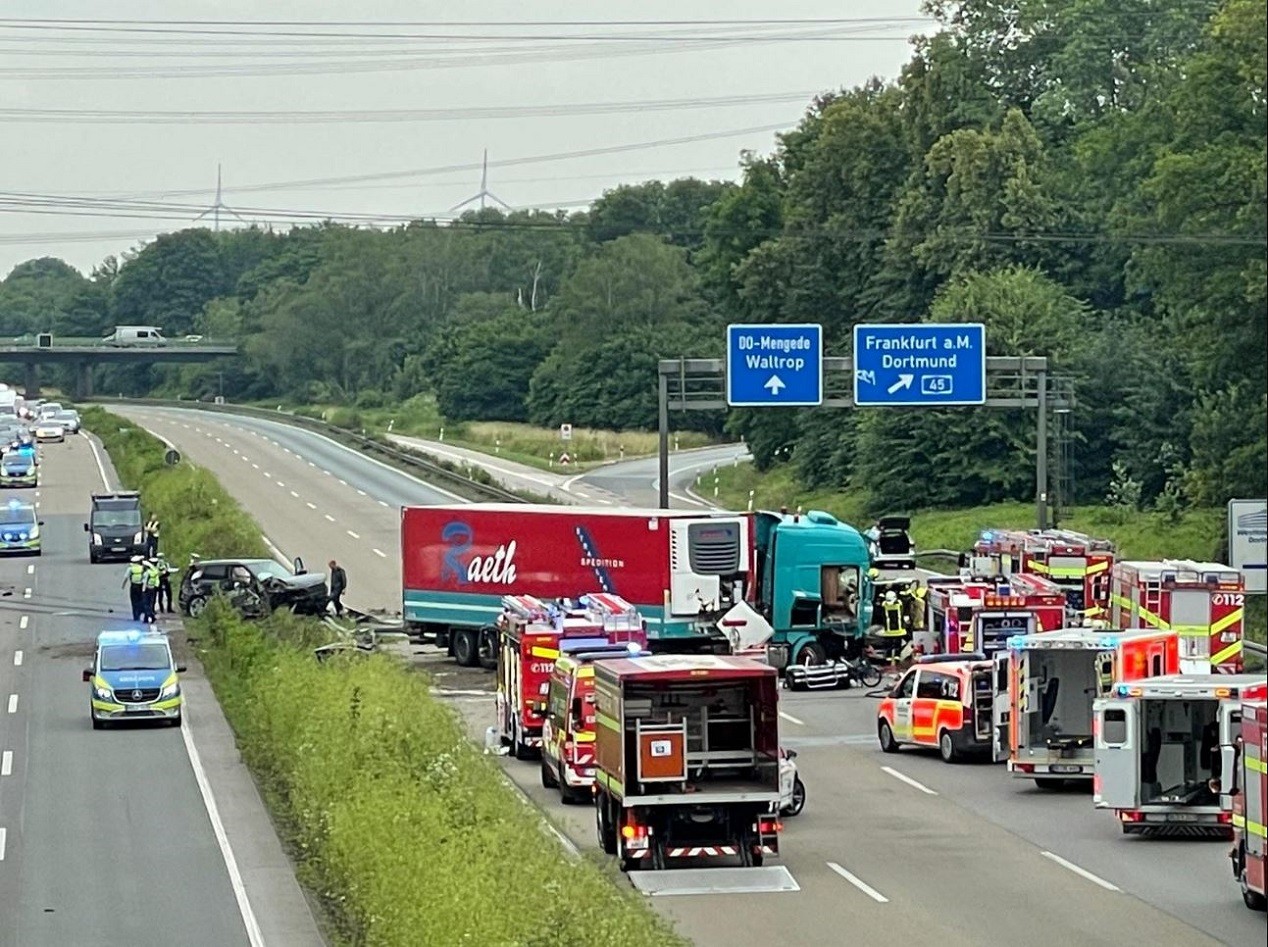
[82,406,687,947]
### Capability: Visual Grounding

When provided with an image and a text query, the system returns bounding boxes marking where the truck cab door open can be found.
[991,651,1010,763]
[1093,698,1140,810]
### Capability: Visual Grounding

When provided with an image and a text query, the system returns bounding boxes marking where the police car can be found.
[0,499,41,555]
[82,629,186,729]
[0,450,37,488]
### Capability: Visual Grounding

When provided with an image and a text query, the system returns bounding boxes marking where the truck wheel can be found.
[595,796,617,855]
[512,724,535,761]
[1034,777,1066,790]
[477,625,498,670]
[1242,879,1267,911]
[651,838,668,871]
[878,720,899,754]
[452,629,478,667]
[541,759,559,789]
[939,730,959,764]
[795,642,826,667]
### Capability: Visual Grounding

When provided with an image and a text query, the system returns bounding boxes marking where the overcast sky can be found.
[1,0,931,278]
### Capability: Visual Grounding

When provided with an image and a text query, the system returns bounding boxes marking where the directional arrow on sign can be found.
[887,374,914,395]
[764,375,786,396]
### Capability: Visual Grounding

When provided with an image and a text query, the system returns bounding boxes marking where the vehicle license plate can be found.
[1166,813,1198,822]
[1051,765,1082,774]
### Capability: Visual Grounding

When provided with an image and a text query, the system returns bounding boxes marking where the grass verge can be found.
[83,405,687,947]
[267,396,713,471]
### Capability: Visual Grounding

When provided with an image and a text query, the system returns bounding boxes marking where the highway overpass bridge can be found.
[0,337,239,397]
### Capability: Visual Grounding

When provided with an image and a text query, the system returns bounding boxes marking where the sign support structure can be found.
[657,355,1071,529]
[1228,499,1267,594]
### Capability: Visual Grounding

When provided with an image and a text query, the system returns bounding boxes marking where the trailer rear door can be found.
[1093,698,1140,810]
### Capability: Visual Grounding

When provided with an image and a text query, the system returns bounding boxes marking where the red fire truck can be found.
[926,571,1067,656]
[1224,700,1267,911]
[974,528,1116,621]
[495,593,646,760]
[1109,559,1245,674]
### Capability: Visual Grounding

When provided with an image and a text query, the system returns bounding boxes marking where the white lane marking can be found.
[1,751,11,776]
[179,708,267,946]
[337,478,347,486]
[1041,851,1120,892]
[261,534,290,568]
[324,514,336,522]
[356,489,366,496]
[232,449,239,455]
[322,469,332,476]
[305,502,317,510]
[307,461,316,468]
[290,491,299,498]
[81,431,112,489]
[241,455,249,462]
[12,651,21,666]
[378,500,389,508]
[827,862,888,903]
[252,463,260,470]
[22,588,31,600]
[372,548,387,558]
[346,530,360,540]
[6,694,16,714]
[263,472,272,479]
[19,616,28,629]
[0,827,6,861]
[779,711,805,726]
[881,766,938,796]
[26,564,34,575]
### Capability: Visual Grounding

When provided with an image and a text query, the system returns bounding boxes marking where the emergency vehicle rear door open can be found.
[1093,698,1140,810]
[991,651,1010,763]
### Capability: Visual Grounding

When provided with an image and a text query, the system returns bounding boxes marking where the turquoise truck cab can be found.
[755,509,873,668]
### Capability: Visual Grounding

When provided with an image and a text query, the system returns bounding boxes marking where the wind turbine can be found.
[449,150,512,212]
[194,164,250,230]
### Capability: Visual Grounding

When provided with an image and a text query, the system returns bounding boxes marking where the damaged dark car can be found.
[179,556,329,619]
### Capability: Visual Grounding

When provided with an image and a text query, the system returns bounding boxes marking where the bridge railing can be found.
[2,336,238,348]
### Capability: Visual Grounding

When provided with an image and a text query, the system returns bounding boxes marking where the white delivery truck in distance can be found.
[102,326,166,347]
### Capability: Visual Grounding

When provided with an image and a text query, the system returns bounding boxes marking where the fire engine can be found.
[927,571,1067,657]
[973,528,1116,621]
[1000,627,1179,787]
[1093,674,1266,836]
[495,593,646,760]
[1109,559,1245,674]
[1223,700,1267,911]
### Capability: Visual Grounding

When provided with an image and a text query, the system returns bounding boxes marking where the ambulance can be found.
[1109,559,1245,674]
[1000,628,1179,787]
[1093,674,1266,835]
[877,654,997,763]
[541,639,649,803]
[495,593,646,760]
[974,528,1116,620]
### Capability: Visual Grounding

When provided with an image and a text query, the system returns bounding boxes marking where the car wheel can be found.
[541,758,559,789]
[788,777,806,816]
[187,596,209,618]
[170,713,183,728]
[939,730,959,763]
[878,720,899,753]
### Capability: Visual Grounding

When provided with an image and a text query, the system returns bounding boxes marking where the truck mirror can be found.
[293,557,305,574]
[82,668,93,682]
[571,698,584,724]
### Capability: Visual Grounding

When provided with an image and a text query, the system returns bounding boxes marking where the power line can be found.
[0,91,817,124]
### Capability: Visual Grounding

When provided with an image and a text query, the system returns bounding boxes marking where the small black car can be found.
[179,556,329,618]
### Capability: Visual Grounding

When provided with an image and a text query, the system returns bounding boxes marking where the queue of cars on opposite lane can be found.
[0,404,49,555]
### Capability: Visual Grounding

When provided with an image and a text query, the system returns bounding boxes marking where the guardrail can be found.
[85,397,526,504]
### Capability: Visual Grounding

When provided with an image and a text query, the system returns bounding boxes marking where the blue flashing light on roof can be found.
[1007,635,1025,650]
[626,642,642,654]
[7,499,22,509]
[1117,684,1130,697]
[1096,636,1120,649]
[981,530,994,542]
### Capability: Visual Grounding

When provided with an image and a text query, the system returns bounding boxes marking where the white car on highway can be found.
[33,419,66,442]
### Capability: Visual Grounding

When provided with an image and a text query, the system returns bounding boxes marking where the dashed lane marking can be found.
[372,548,387,558]
[1040,852,1120,892]
[346,530,360,540]
[881,766,938,796]
[26,564,33,575]
[12,651,21,666]
[22,588,31,600]
[290,491,299,498]
[306,502,317,510]
[1,751,11,776]
[324,514,336,522]
[827,862,889,903]
[18,616,28,629]
[6,694,16,714]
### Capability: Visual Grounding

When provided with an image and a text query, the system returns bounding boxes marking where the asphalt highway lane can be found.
[120,405,1239,947]
[0,434,252,946]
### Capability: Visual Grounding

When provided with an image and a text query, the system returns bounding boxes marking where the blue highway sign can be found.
[852,323,986,406]
[726,323,823,407]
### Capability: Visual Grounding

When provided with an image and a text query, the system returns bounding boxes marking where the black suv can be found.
[85,491,146,563]
[179,556,329,618]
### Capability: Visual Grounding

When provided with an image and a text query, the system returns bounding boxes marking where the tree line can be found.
[2,0,1263,516]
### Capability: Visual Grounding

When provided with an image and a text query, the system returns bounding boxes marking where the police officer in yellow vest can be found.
[144,516,161,557]
[141,558,161,623]
[122,555,145,621]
